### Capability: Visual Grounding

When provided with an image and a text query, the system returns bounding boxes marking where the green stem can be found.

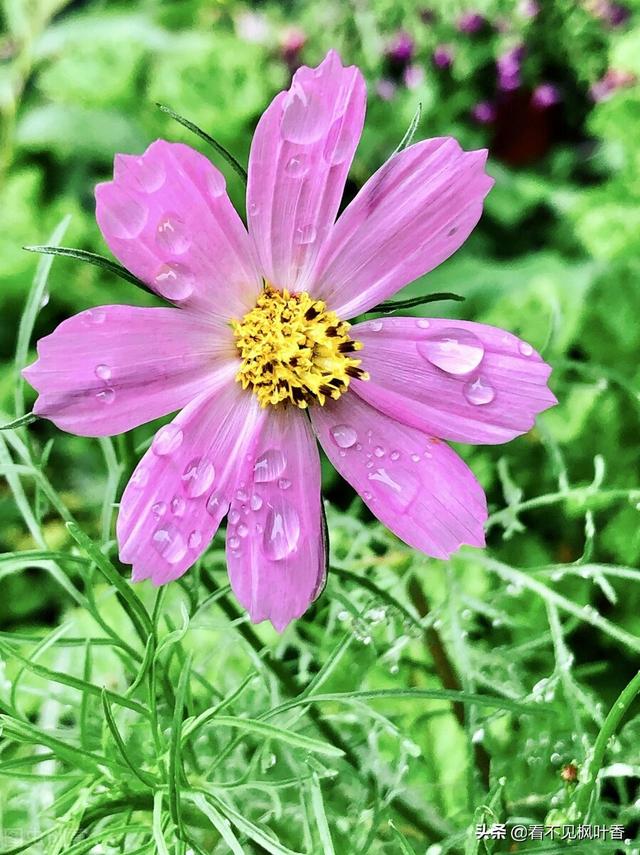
[574,669,640,821]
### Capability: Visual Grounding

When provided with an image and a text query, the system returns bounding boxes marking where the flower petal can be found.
[247,49,365,292]
[350,317,557,444]
[22,305,233,437]
[226,408,325,632]
[117,368,265,586]
[95,140,261,320]
[311,392,487,559]
[311,139,494,318]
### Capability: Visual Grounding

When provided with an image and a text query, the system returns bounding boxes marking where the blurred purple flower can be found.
[518,0,540,18]
[532,83,561,108]
[376,79,397,101]
[590,68,636,101]
[497,44,526,91]
[590,1,630,27]
[433,45,454,69]
[280,27,306,66]
[387,31,414,65]
[471,101,497,124]
[404,64,425,90]
[458,11,487,34]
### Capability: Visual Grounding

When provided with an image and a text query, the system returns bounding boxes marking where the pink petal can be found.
[311,393,487,559]
[226,407,325,632]
[311,139,494,318]
[95,140,261,320]
[22,305,234,437]
[247,49,365,292]
[117,370,265,586]
[351,317,557,444]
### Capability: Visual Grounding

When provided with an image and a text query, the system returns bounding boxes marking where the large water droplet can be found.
[95,364,112,382]
[96,388,115,405]
[330,424,357,449]
[368,320,383,332]
[153,262,194,302]
[103,197,147,239]
[152,501,166,517]
[188,530,202,549]
[263,504,300,560]
[115,154,166,193]
[250,493,263,511]
[416,318,431,329]
[152,525,187,564]
[285,154,309,178]
[206,492,222,516]
[281,85,330,144]
[367,466,420,513]
[156,213,191,255]
[171,495,185,516]
[152,424,184,456]
[294,223,316,245]
[417,328,484,375]
[463,376,495,405]
[182,458,215,498]
[253,449,286,482]
[237,523,249,538]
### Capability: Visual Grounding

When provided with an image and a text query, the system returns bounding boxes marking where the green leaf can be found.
[157,103,248,185]
[393,102,422,155]
[190,793,245,855]
[0,413,37,431]
[309,773,335,855]
[388,820,415,855]
[101,689,156,788]
[169,652,192,838]
[370,291,465,314]
[22,245,161,300]
[152,792,171,855]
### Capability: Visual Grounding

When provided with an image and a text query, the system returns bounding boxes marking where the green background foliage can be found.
[1,0,640,852]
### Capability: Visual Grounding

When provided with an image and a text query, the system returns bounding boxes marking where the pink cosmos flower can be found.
[23,51,556,631]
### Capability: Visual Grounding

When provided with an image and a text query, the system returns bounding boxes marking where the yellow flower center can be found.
[231,285,368,408]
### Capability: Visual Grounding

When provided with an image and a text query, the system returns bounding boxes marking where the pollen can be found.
[231,285,368,408]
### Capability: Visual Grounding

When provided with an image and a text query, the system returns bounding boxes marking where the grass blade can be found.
[169,652,192,838]
[101,689,156,787]
[393,101,422,154]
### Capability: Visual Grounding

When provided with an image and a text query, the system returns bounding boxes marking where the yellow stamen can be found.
[231,285,368,408]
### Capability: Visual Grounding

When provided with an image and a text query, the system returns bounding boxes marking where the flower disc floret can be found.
[231,285,367,408]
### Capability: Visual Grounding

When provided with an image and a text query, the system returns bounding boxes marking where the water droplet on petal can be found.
[263,504,300,560]
[367,467,420,513]
[330,424,357,449]
[228,509,241,525]
[96,388,115,404]
[250,493,263,511]
[278,478,291,490]
[416,318,431,329]
[95,364,111,382]
[131,467,149,488]
[85,309,106,325]
[390,451,400,461]
[171,495,185,516]
[374,446,385,458]
[103,197,147,239]
[153,262,194,302]
[248,201,259,217]
[152,424,184,456]
[153,525,187,564]
[133,157,166,193]
[463,376,495,405]
[281,85,330,144]
[411,453,420,462]
[156,213,191,255]
[206,492,222,515]
[294,223,316,245]
[228,536,240,550]
[235,489,249,502]
[369,320,383,332]
[254,449,286,482]
[182,458,215,498]
[237,523,249,538]
[285,154,309,177]
[417,328,484,375]
[519,341,534,357]
[207,169,225,198]
[152,502,166,517]
[188,529,202,549]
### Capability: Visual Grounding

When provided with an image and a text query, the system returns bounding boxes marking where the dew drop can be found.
[171,495,185,516]
[95,364,112,382]
[156,213,191,255]
[153,262,194,302]
[294,223,317,245]
[207,169,225,198]
[206,492,222,515]
[416,318,431,329]
[152,525,187,564]
[411,453,420,462]
[152,501,166,517]
[417,328,484,375]
[131,467,149,488]
[228,536,240,550]
[152,424,184,456]
[368,466,420,513]
[188,529,202,549]
[228,509,241,525]
[285,154,309,177]
[134,157,166,192]
[278,478,292,490]
[96,388,115,405]
[519,341,534,357]
[250,493,263,511]
[254,449,286,482]
[248,201,259,217]
[330,424,357,449]
[368,320,383,332]
[263,504,300,560]
[463,376,495,406]
[374,446,385,458]
[103,197,147,239]
[182,458,215,498]
[84,309,106,325]
[235,489,249,502]
[237,523,249,538]
[390,450,400,461]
